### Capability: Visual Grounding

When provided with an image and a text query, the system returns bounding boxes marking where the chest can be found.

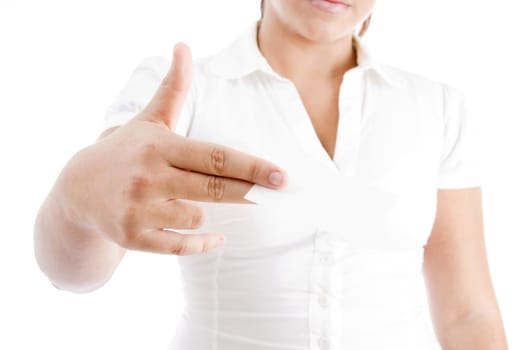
[187,75,445,250]
[293,78,341,161]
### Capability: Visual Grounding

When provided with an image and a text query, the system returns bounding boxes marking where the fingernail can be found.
[269,171,283,186]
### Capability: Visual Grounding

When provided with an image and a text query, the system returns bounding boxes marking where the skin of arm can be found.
[33,126,126,293]
[423,187,508,349]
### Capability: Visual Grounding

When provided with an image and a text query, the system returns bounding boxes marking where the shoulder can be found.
[131,53,216,84]
[377,62,461,96]
[132,53,223,110]
[373,61,464,113]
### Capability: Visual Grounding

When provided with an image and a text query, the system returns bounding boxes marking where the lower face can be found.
[267,0,375,42]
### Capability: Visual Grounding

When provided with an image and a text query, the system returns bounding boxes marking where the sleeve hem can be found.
[436,171,484,189]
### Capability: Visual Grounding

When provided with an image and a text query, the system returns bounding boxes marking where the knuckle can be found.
[171,239,194,256]
[137,142,160,162]
[123,173,152,201]
[249,159,262,184]
[160,75,170,89]
[209,147,227,174]
[206,175,225,201]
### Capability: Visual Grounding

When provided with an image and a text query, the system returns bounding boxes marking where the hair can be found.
[259,0,372,37]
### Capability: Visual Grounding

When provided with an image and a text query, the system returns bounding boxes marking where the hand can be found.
[64,42,288,256]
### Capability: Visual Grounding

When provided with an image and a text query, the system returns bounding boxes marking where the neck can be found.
[257,16,357,82]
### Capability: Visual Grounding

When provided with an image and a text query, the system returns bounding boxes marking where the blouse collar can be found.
[205,19,405,88]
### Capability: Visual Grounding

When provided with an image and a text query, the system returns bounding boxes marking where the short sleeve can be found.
[436,84,483,189]
[101,55,196,137]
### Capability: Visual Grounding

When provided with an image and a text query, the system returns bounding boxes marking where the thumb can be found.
[135,42,193,129]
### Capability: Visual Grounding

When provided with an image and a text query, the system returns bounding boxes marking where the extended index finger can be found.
[160,135,288,189]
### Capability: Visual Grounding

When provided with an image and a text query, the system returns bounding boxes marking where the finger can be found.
[126,229,225,256]
[135,42,193,129]
[159,135,289,189]
[144,198,207,229]
[155,167,257,203]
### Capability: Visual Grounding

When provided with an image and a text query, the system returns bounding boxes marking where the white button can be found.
[319,253,333,265]
[318,336,330,350]
[318,294,329,308]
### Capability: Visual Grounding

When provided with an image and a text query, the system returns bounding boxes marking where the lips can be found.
[310,0,351,13]
[324,0,350,5]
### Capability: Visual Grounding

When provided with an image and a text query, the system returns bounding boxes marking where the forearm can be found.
[437,312,508,350]
[33,154,126,293]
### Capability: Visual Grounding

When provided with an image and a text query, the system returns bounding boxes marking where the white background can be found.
[1,0,524,349]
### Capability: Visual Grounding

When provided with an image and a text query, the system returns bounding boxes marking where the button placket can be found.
[318,335,331,350]
[318,293,330,308]
[319,252,334,266]
[309,227,345,350]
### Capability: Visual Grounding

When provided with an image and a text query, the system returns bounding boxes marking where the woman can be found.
[34,0,508,349]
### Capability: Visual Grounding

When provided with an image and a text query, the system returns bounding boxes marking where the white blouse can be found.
[102,19,482,350]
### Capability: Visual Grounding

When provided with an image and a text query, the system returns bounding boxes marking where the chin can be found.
[271,0,356,43]
[294,19,352,43]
